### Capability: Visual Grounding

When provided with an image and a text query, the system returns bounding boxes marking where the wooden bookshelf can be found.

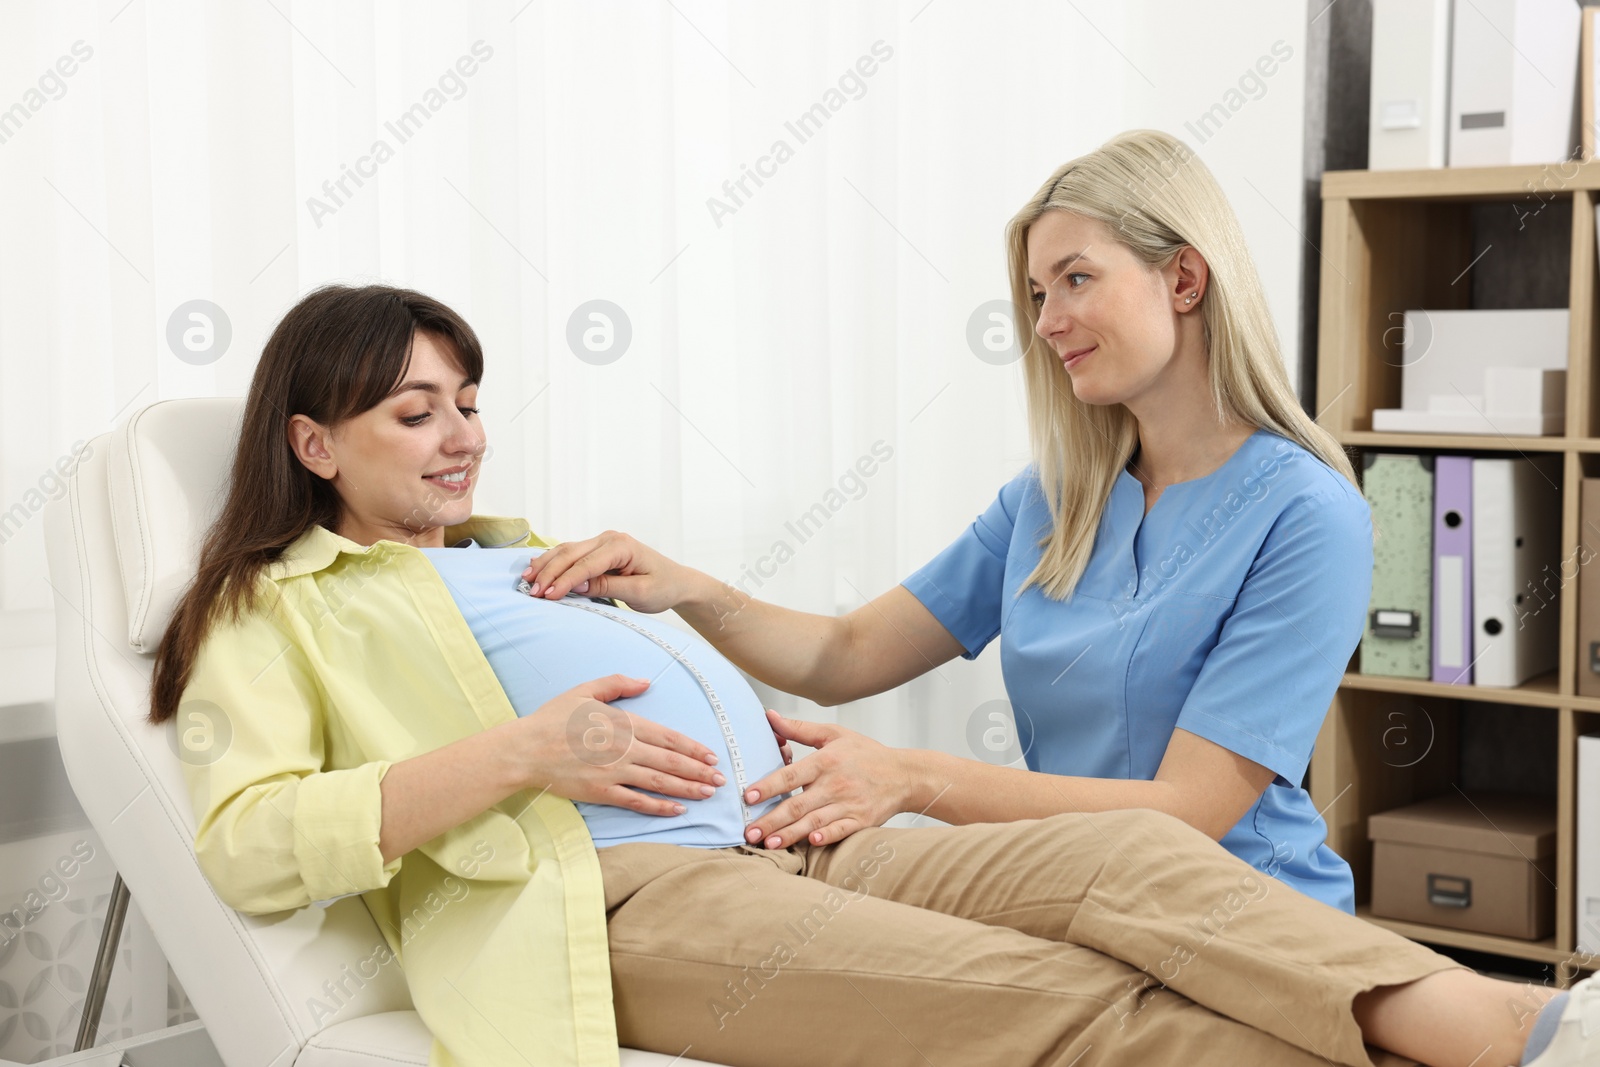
[1355,907,1567,967]
[1311,160,1600,985]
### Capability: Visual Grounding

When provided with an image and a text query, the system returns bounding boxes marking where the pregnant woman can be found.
[148,205,1589,1067]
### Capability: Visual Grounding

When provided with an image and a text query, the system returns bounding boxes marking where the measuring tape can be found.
[549,596,757,825]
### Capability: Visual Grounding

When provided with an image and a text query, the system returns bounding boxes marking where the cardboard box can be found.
[1368,792,1556,940]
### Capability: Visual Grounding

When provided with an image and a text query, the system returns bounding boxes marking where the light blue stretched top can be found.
[418,541,789,849]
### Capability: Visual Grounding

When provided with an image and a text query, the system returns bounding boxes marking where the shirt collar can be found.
[266,514,551,581]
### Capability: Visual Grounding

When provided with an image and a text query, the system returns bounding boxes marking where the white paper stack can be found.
[1371,308,1569,436]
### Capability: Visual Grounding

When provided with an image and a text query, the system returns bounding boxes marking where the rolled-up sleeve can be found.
[177,588,402,915]
[1174,489,1374,787]
[900,471,1029,660]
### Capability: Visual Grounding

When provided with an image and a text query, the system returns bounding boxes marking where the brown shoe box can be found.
[1367,792,1555,941]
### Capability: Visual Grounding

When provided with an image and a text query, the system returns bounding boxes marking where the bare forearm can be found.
[673,570,858,705]
[911,749,1202,834]
[377,721,531,864]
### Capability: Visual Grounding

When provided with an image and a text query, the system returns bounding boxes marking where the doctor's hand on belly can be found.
[524,530,940,847]
[522,532,796,767]
[520,529,693,612]
[507,673,729,816]
[737,709,920,849]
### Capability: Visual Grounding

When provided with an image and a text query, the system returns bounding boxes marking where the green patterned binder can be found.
[1360,452,1434,678]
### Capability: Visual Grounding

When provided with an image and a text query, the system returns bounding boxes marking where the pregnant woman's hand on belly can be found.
[513,674,728,816]
[521,530,691,613]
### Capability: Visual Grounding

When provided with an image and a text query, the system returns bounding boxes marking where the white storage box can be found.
[1371,308,1569,436]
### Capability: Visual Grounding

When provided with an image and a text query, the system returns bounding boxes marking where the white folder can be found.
[1370,0,1453,170]
[1471,455,1562,686]
[1449,0,1582,167]
[1579,734,1600,954]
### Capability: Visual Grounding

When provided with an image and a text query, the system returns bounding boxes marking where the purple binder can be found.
[1432,455,1473,684]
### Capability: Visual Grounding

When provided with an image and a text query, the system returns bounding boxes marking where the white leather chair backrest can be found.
[43,398,415,1067]
[110,396,239,653]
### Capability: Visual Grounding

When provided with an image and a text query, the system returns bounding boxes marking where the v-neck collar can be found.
[1113,428,1266,597]
[1119,428,1266,507]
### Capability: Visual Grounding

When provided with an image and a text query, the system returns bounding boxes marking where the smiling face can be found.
[1026,209,1200,413]
[288,329,485,548]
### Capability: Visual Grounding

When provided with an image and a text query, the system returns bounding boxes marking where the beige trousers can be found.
[596,809,1467,1067]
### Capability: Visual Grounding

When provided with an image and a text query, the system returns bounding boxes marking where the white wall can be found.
[0,1,1308,770]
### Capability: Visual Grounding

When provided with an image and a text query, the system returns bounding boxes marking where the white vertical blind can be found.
[0,0,1308,771]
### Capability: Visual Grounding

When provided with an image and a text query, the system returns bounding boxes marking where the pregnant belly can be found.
[418,545,790,849]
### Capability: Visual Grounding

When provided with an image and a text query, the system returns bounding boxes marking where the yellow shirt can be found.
[178,515,622,1067]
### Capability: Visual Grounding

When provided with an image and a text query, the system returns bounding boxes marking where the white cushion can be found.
[108,396,244,653]
[296,1012,430,1067]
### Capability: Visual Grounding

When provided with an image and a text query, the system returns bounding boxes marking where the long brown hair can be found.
[146,284,485,725]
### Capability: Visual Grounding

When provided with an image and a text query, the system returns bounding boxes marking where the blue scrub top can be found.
[901,428,1372,912]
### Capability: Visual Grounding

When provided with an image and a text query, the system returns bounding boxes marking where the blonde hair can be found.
[1007,128,1361,600]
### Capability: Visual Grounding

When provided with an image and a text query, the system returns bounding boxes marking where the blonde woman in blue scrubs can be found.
[525,127,1368,915]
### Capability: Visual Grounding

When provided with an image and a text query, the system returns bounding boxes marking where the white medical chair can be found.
[41,397,726,1066]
